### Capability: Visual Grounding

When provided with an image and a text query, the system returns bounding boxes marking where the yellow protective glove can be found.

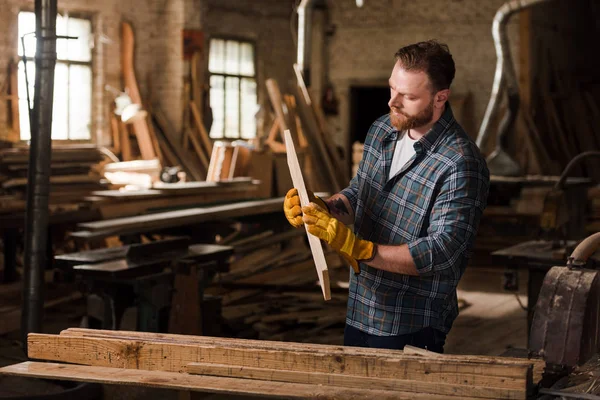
[302,203,375,265]
[283,188,329,228]
[339,252,361,275]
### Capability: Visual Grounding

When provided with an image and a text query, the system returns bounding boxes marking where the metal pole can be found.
[22,0,57,348]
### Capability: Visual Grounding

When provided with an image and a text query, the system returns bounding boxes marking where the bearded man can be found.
[284,40,490,352]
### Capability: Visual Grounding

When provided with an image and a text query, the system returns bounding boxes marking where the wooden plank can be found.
[8,60,20,142]
[266,79,300,148]
[75,197,283,233]
[284,129,331,301]
[121,22,156,160]
[293,63,346,185]
[184,127,210,172]
[189,102,213,156]
[31,333,532,389]
[119,121,133,161]
[0,362,468,400]
[293,88,342,192]
[186,362,524,400]
[152,105,204,181]
[59,328,536,369]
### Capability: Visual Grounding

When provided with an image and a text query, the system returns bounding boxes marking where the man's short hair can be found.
[394,40,455,93]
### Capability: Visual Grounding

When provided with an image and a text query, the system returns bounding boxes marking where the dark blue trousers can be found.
[344,324,446,353]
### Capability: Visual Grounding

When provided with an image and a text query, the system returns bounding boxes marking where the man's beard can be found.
[389,99,434,131]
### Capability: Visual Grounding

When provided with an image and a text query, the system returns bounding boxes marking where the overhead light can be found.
[356,0,364,7]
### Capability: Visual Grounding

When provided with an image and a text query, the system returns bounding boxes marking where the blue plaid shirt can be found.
[340,104,489,336]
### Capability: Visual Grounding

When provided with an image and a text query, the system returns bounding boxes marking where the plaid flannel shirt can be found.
[340,104,489,336]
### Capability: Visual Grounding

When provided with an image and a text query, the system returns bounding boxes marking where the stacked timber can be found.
[87,178,260,219]
[208,227,349,343]
[0,328,539,399]
[0,145,107,214]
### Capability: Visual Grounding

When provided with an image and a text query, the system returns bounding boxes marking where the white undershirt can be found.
[388,130,417,180]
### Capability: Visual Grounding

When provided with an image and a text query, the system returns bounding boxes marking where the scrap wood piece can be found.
[0,362,456,400]
[29,333,533,394]
[284,129,331,301]
[121,22,156,161]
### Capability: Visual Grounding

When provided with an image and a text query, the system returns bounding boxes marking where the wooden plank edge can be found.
[186,362,527,400]
[29,334,532,383]
[0,362,476,400]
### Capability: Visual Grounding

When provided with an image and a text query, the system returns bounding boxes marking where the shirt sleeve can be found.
[407,156,490,276]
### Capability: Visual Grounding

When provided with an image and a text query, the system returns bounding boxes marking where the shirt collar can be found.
[382,103,455,152]
[418,103,455,153]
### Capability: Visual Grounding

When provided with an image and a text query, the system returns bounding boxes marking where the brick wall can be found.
[0,0,297,149]
[324,0,520,157]
[1,0,521,163]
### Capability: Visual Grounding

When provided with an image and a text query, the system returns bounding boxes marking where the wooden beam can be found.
[121,22,156,160]
[293,88,341,192]
[30,333,532,388]
[0,362,463,400]
[69,197,286,241]
[186,362,524,400]
[189,102,213,156]
[8,60,20,142]
[293,64,346,185]
[284,129,331,301]
[266,79,300,148]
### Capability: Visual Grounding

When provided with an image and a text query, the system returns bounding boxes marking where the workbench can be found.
[54,238,233,333]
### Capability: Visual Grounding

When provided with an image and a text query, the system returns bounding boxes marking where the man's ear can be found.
[434,89,450,108]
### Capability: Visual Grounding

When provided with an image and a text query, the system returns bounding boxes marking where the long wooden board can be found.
[26,333,532,398]
[58,329,537,379]
[185,362,524,400]
[121,22,156,161]
[0,362,472,400]
[284,129,331,301]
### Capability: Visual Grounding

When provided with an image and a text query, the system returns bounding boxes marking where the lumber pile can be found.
[0,328,537,399]
[206,226,348,342]
[87,178,260,219]
[0,145,107,214]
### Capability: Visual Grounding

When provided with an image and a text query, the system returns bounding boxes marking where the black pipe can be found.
[21,0,57,348]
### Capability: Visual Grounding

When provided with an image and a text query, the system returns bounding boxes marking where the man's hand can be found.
[283,188,329,228]
[302,203,375,268]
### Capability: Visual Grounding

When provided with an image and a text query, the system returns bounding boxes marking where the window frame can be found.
[207,35,258,140]
[17,9,95,143]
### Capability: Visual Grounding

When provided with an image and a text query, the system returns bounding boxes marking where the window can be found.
[208,38,257,140]
[18,11,93,141]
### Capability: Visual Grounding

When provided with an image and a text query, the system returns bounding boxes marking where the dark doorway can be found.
[349,86,390,145]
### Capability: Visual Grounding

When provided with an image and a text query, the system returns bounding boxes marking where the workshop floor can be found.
[0,267,529,400]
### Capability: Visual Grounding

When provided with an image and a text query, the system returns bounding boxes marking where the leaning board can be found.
[284,129,331,300]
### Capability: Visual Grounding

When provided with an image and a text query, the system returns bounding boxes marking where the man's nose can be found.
[388,94,401,109]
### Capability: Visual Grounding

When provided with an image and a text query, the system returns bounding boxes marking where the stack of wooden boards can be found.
[87,178,259,219]
[0,145,107,214]
[0,328,539,399]
[207,227,348,342]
